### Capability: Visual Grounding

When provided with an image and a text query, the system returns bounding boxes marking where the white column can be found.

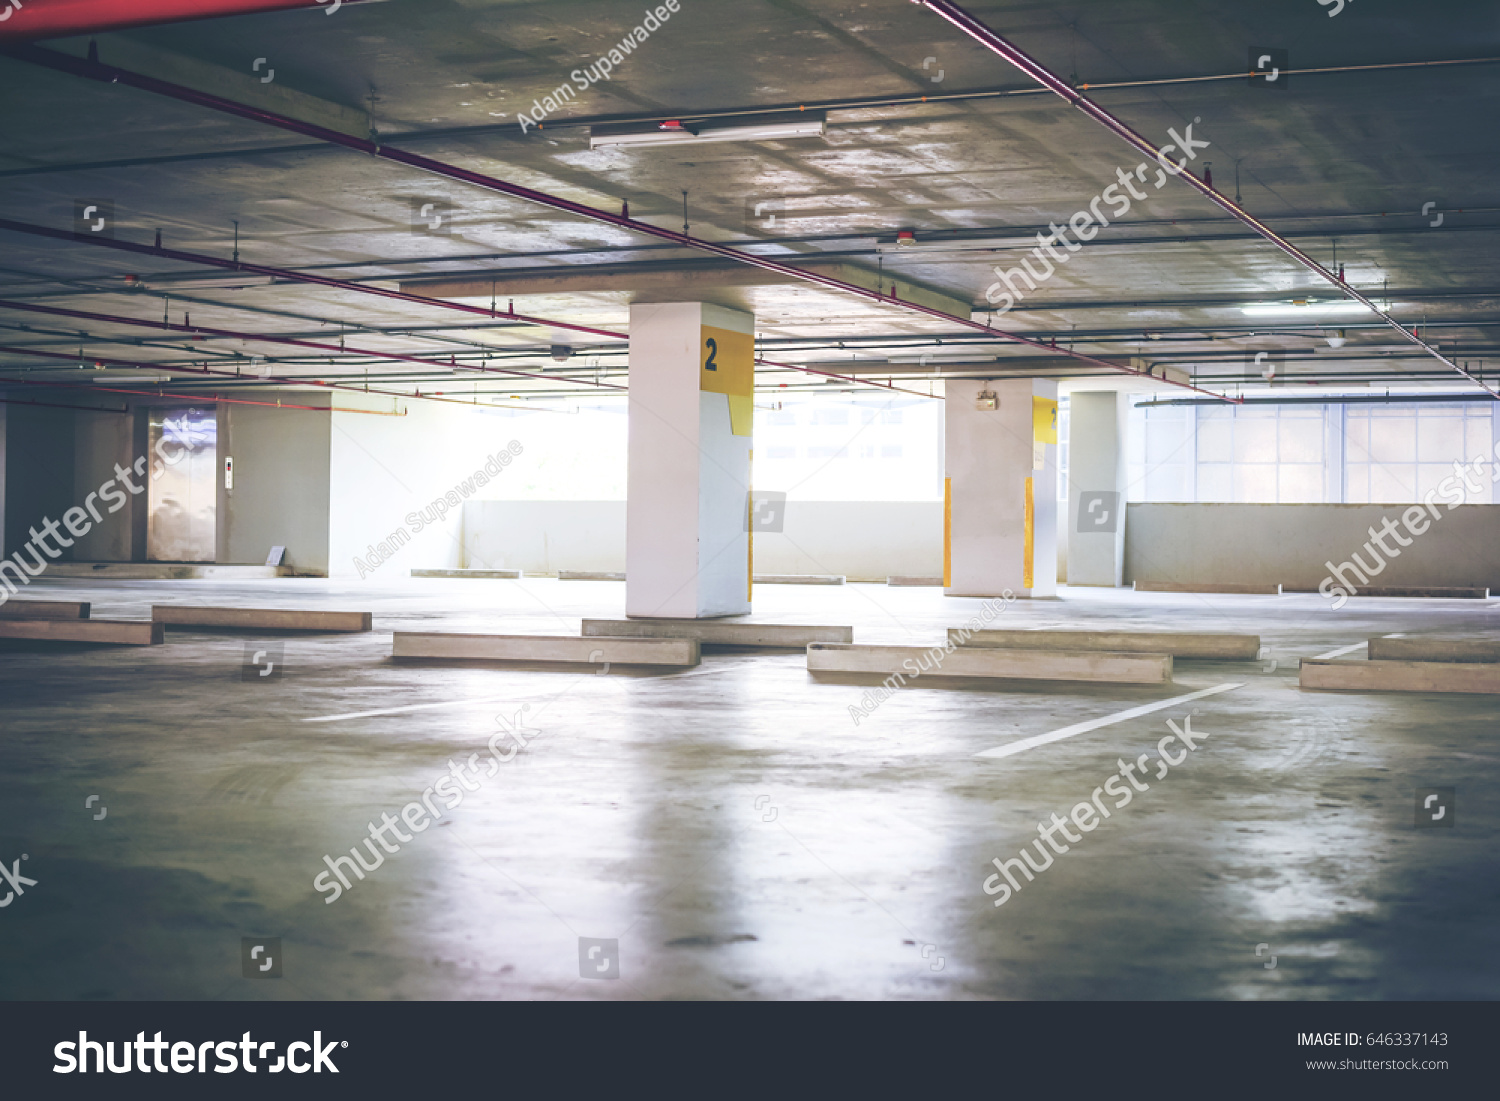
[626,302,754,618]
[1066,391,1128,587]
[944,378,1058,598]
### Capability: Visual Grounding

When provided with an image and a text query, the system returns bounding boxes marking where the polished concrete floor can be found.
[0,577,1495,1000]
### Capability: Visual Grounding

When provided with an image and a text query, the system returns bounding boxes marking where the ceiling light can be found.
[1239,301,1373,317]
[590,111,826,149]
[147,274,277,290]
[1325,330,1347,348]
[874,233,1038,254]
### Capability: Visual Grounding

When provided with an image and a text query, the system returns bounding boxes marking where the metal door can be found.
[147,407,217,562]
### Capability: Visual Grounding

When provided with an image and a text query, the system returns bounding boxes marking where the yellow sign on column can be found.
[1032,396,1058,443]
[1032,396,1057,470]
[700,325,755,436]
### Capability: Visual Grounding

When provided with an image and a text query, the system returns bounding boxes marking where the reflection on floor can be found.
[0,577,1495,1000]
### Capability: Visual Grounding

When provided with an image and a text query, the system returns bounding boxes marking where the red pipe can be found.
[0,215,628,346]
[0,393,128,414]
[0,342,488,410]
[1,44,1234,402]
[0,220,944,401]
[0,0,380,42]
[908,0,1497,398]
[0,373,394,414]
[0,298,627,391]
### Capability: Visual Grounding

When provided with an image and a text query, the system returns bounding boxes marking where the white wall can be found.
[462,500,945,580]
[328,401,533,579]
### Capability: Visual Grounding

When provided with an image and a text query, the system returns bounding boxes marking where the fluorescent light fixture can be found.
[590,111,826,149]
[148,274,277,290]
[874,234,1038,254]
[1240,300,1373,317]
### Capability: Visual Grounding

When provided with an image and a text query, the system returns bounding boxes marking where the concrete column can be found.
[944,378,1057,598]
[1066,391,1128,587]
[626,302,754,618]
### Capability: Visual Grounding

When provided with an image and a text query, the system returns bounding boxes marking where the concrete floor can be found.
[0,577,1495,1001]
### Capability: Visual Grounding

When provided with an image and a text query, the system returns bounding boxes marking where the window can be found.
[751,395,943,500]
[1128,400,1496,505]
[1345,403,1493,504]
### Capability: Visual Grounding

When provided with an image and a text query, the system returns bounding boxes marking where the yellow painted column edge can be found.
[1023,477,1035,592]
[943,477,952,589]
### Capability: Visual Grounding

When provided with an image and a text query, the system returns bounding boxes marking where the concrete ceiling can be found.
[1,0,1498,403]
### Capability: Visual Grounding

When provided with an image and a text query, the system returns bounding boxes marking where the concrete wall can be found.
[71,409,135,562]
[220,399,332,574]
[461,500,946,580]
[1125,503,1500,590]
[2,401,76,560]
[329,401,529,579]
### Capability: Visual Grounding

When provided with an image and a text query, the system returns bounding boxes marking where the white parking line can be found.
[974,682,1245,760]
[304,694,521,723]
[1312,642,1369,660]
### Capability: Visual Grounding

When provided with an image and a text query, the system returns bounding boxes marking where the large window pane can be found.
[1233,419,1278,464]
[1233,464,1278,503]
[1196,464,1232,501]
[1369,464,1416,503]
[1466,419,1492,462]
[1279,418,1323,463]
[1279,464,1324,503]
[1367,418,1416,464]
[1196,418,1232,463]
[1417,418,1466,463]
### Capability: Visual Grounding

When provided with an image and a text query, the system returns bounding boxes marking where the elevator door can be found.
[147,407,217,562]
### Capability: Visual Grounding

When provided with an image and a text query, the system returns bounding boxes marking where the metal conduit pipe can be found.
[0,343,522,411]
[3,45,1235,403]
[0,373,397,414]
[0,216,629,344]
[0,0,383,41]
[0,299,627,391]
[0,219,934,400]
[908,0,1497,398]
